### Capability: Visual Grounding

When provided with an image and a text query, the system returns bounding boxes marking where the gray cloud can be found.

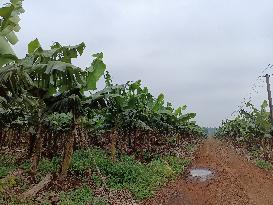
[10,0,273,127]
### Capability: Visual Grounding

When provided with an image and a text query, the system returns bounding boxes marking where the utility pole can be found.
[264,74,273,124]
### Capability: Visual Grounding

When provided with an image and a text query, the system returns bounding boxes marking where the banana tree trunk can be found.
[51,133,58,159]
[111,129,117,162]
[128,132,132,149]
[28,134,36,158]
[30,105,43,175]
[60,121,78,178]
[175,133,180,145]
[0,129,3,147]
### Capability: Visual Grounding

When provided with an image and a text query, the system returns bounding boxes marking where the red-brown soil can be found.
[142,138,273,205]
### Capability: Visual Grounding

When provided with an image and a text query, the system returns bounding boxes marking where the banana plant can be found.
[0,0,25,98]
[44,88,85,176]
[0,0,24,66]
[217,100,273,157]
[24,39,106,175]
[0,37,106,175]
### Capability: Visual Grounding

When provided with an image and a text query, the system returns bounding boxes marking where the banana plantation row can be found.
[0,0,205,179]
[217,101,273,166]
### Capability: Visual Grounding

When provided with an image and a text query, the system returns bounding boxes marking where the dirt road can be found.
[142,138,273,205]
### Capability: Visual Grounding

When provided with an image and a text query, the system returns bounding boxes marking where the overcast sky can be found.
[9,0,273,127]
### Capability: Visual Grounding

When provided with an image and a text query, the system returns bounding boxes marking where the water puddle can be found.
[189,168,214,182]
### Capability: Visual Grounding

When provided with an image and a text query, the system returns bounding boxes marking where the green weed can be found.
[38,157,60,175]
[0,154,17,178]
[256,159,273,171]
[69,148,190,200]
[1,148,190,202]
[59,185,93,205]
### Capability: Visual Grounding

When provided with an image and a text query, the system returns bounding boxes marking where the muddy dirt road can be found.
[143,138,273,205]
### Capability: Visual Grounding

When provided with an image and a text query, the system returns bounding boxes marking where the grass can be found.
[0,153,60,178]
[58,185,108,205]
[0,175,17,192]
[249,148,273,171]
[0,147,191,203]
[59,185,94,205]
[70,148,190,199]
[256,159,273,171]
[0,154,17,178]
[38,157,60,175]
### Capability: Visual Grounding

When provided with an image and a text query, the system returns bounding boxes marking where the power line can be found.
[229,64,273,117]
[261,64,273,74]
